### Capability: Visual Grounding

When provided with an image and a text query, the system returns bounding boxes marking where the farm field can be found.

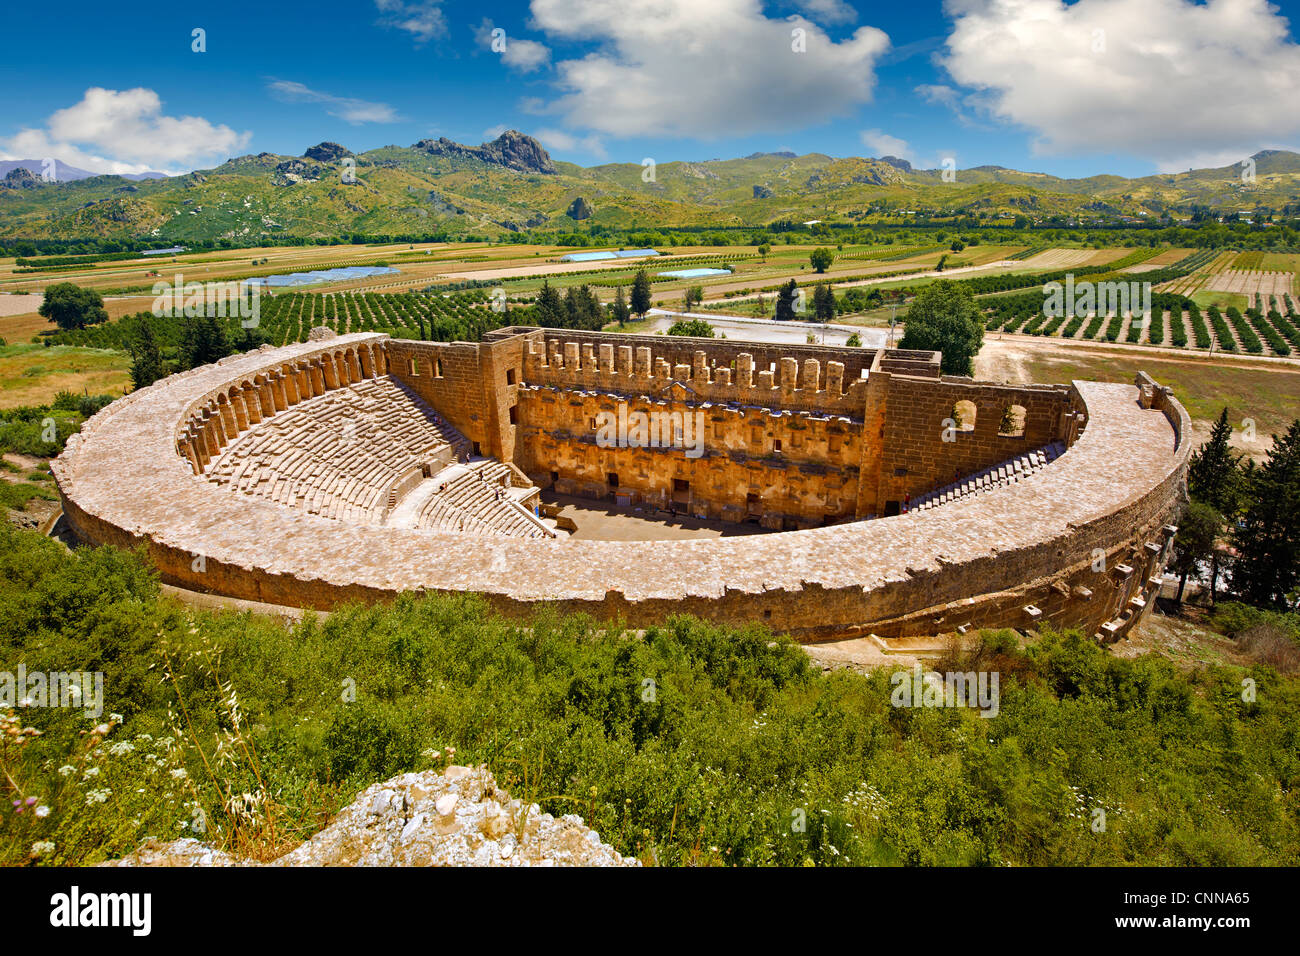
[15,241,1300,369]
[1128,247,1196,267]
[1204,270,1295,297]
[0,344,131,408]
[697,247,1300,361]
[976,339,1300,457]
[43,288,516,352]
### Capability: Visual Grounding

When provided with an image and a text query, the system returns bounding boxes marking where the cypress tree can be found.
[630,269,652,318]
[128,315,166,390]
[1187,407,1244,602]
[1229,420,1300,608]
[813,282,835,322]
[775,279,798,321]
[612,285,630,326]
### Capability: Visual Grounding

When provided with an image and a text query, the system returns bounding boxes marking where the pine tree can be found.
[813,282,835,322]
[128,315,166,390]
[1187,407,1244,602]
[630,269,652,318]
[1187,408,1241,513]
[612,286,630,326]
[1171,500,1223,604]
[533,280,565,328]
[775,280,798,321]
[179,313,231,370]
[562,285,602,331]
[1229,419,1300,608]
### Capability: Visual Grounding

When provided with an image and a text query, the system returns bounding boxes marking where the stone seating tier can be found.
[206,376,469,525]
[416,461,552,538]
[909,441,1067,512]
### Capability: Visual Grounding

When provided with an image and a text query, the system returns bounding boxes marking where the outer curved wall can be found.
[53,333,1191,643]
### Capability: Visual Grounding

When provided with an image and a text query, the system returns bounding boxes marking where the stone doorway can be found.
[672,478,690,508]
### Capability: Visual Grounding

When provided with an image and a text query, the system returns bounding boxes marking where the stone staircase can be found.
[909,441,1066,512]
[413,460,555,538]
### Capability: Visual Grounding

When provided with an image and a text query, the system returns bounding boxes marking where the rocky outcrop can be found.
[106,766,637,867]
[305,142,352,163]
[273,159,327,186]
[2,167,43,189]
[72,197,158,226]
[426,191,464,215]
[879,155,913,173]
[414,130,556,175]
[496,214,547,232]
[566,196,594,220]
[752,185,773,199]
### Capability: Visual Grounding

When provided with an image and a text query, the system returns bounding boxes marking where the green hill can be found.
[2,131,1297,241]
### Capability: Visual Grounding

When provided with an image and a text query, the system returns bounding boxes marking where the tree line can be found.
[1173,411,1300,610]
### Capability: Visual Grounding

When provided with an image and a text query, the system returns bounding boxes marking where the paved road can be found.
[645,308,893,348]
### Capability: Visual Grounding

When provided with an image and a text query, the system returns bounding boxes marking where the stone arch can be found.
[238,380,263,424]
[952,399,977,433]
[321,354,341,390]
[215,393,238,437]
[227,386,249,432]
[252,374,276,418]
[998,403,1027,437]
[279,363,301,405]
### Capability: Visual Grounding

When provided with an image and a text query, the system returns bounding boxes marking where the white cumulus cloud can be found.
[534,127,608,159]
[528,0,891,139]
[860,128,911,160]
[475,19,552,72]
[0,87,250,175]
[940,0,1300,170]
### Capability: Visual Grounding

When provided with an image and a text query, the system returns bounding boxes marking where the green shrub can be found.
[1212,602,1300,645]
[1,525,1297,867]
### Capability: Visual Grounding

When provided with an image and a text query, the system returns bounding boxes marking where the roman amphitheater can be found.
[52,326,1191,644]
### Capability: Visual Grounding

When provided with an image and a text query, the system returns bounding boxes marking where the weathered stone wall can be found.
[386,333,537,463]
[520,330,873,416]
[515,385,864,526]
[871,374,1075,514]
[53,330,1191,646]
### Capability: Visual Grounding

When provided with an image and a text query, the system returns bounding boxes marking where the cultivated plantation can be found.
[3,153,1300,873]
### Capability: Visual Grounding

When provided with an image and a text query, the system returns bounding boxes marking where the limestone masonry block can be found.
[54,328,1191,645]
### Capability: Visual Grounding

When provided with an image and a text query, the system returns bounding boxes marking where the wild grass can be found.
[1,524,1297,867]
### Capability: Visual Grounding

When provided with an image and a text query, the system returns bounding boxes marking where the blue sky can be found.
[2,0,1299,179]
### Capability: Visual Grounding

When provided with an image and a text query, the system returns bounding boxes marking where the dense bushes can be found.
[0,392,114,458]
[2,525,1297,866]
